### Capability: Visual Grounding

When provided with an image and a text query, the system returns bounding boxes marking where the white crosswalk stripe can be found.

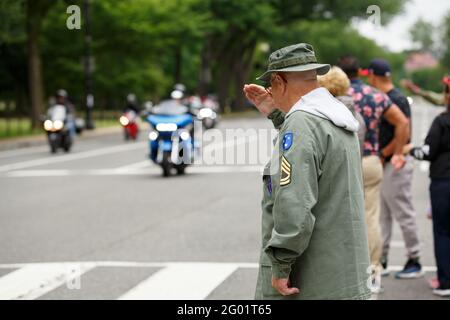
[0,261,437,300]
[0,263,94,300]
[118,263,238,300]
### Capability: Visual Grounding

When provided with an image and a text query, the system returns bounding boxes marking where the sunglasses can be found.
[264,73,288,94]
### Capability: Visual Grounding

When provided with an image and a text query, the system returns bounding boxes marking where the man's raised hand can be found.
[243,84,276,116]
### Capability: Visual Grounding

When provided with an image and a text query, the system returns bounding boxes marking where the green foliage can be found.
[409,18,435,51]
[410,66,447,93]
[1,0,410,114]
[0,0,25,44]
[257,20,406,83]
[440,11,450,69]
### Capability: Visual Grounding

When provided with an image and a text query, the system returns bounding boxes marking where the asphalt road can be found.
[0,96,447,300]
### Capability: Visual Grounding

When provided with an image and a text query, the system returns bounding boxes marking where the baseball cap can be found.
[366,58,392,77]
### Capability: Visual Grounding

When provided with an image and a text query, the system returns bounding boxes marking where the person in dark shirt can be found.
[366,59,422,280]
[407,75,450,297]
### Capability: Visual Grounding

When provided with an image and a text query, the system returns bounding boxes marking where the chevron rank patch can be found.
[280,156,291,186]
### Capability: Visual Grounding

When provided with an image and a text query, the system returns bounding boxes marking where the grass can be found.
[0,118,40,139]
[0,117,121,140]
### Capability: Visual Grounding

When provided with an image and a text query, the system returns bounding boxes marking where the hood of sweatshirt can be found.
[286,87,360,132]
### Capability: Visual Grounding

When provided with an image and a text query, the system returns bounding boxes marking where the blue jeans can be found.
[430,178,450,287]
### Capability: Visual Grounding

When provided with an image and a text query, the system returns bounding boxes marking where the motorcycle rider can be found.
[123,93,141,114]
[51,89,76,138]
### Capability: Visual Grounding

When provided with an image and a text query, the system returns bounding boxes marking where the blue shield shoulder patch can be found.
[282,133,293,151]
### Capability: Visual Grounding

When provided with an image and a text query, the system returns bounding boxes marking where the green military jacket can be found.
[255,92,371,300]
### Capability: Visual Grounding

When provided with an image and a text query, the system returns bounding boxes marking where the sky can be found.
[352,0,450,52]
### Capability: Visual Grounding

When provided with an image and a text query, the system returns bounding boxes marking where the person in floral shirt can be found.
[338,55,409,293]
[350,81,392,155]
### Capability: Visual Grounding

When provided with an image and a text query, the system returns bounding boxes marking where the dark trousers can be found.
[430,178,450,287]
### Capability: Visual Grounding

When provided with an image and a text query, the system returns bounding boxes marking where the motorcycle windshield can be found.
[48,105,67,121]
[147,114,193,128]
[151,100,188,116]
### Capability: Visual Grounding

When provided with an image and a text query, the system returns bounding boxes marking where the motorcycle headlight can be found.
[149,131,159,141]
[53,120,64,130]
[119,116,129,126]
[44,120,53,131]
[180,130,190,141]
[156,123,177,132]
[198,108,213,119]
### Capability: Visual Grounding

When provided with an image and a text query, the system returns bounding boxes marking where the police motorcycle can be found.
[146,90,197,177]
[43,104,73,153]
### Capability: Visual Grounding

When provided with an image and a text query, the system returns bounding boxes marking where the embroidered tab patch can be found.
[282,132,293,151]
[267,176,272,195]
[280,156,291,186]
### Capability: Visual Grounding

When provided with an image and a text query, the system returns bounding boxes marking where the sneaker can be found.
[395,258,425,279]
[433,286,450,297]
[380,256,390,277]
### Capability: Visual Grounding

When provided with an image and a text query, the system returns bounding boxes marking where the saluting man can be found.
[244,43,371,299]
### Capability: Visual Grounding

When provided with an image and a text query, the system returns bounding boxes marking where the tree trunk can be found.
[174,45,182,84]
[198,41,212,96]
[27,1,45,129]
[232,40,256,112]
[216,69,232,112]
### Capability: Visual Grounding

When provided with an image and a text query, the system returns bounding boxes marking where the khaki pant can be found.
[380,156,420,259]
[362,155,383,268]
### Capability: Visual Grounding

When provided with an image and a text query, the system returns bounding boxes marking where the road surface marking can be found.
[0,261,437,300]
[115,160,150,171]
[0,142,146,173]
[390,241,404,248]
[4,165,263,177]
[0,261,259,269]
[0,263,94,300]
[118,263,238,300]
[0,145,48,160]
[0,261,436,272]
[420,161,430,172]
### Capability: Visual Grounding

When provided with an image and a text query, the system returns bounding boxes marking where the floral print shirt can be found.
[349,79,392,156]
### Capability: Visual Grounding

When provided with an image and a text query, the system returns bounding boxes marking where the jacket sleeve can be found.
[411,116,442,161]
[264,119,319,279]
[267,110,285,130]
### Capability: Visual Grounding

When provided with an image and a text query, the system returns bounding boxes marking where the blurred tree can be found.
[199,0,407,110]
[27,0,57,128]
[0,0,410,122]
[0,0,27,113]
[411,66,447,93]
[409,18,435,52]
[42,0,209,109]
[440,11,450,69]
[262,19,406,82]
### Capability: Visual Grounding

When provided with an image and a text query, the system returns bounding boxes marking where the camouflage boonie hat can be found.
[257,43,330,83]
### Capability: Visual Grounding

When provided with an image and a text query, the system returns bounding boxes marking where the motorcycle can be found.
[187,95,219,130]
[43,104,73,153]
[119,110,139,140]
[146,100,196,177]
